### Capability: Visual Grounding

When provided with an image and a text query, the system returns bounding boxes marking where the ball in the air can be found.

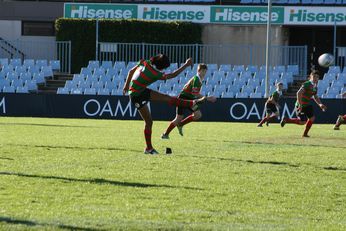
[318,53,334,68]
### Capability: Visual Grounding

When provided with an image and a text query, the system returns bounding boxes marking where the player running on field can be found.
[257,82,283,127]
[123,54,207,154]
[280,70,327,137]
[161,64,216,139]
[333,92,346,130]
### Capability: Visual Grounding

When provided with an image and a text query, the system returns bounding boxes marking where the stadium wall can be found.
[0,94,344,123]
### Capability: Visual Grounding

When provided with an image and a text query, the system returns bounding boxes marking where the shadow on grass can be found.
[4,143,141,154]
[0,171,202,190]
[196,139,345,149]
[323,166,346,171]
[0,216,103,231]
[184,155,300,168]
[0,122,99,128]
[0,157,14,160]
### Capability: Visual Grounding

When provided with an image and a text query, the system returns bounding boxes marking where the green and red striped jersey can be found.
[180,75,203,99]
[295,81,317,108]
[271,90,281,103]
[128,59,167,96]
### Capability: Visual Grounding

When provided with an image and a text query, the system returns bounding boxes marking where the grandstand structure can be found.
[0,57,344,98]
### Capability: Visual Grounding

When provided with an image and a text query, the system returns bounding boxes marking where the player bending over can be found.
[333,92,346,130]
[257,82,283,127]
[123,54,207,154]
[161,64,216,139]
[280,70,327,137]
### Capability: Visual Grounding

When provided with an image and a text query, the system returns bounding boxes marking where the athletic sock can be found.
[180,115,194,126]
[303,119,313,136]
[144,129,153,150]
[164,122,176,136]
[168,97,193,108]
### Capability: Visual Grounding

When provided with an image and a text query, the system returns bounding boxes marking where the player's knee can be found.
[193,111,202,120]
[310,116,315,122]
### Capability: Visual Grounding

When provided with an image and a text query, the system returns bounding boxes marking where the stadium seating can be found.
[0,58,60,93]
[31,59,345,99]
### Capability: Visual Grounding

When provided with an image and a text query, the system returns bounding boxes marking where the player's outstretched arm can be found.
[123,66,137,95]
[165,58,193,80]
[313,95,327,111]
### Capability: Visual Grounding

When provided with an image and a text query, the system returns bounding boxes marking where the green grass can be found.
[0,117,345,230]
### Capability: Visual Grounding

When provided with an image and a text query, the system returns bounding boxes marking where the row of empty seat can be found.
[57,61,299,98]
[0,58,60,93]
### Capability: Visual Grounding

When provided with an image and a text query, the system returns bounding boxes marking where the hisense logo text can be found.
[71,6,133,19]
[215,8,279,22]
[143,7,204,20]
[289,10,346,22]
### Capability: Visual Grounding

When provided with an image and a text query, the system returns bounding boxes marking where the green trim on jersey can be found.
[128,59,166,96]
[295,81,317,108]
[180,75,202,99]
[271,90,281,102]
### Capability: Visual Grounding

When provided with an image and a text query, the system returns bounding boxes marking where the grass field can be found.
[0,116,345,230]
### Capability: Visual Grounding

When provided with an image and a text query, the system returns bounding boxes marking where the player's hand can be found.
[207,96,217,103]
[185,58,193,68]
[319,104,327,112]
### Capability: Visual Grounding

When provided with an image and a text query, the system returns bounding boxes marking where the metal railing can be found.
[336,47,346,69]
[0,39,71,73]
[98,42,307,77]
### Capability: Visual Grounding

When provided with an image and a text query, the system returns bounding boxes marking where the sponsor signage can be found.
[64,3,346,25]
[210,6,284,24]
[64,3,137,19]
[138,5,210,23]
[285,7,346,25]
[0,94,344,123]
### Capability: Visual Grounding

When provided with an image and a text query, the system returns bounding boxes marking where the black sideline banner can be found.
[0,93,345,123]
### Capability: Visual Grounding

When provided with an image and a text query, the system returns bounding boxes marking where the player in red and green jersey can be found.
[333,92,346,130]
[161,64,216,139]
[122,54,207,154]
[257,82,283,127]
[280,70,327,137]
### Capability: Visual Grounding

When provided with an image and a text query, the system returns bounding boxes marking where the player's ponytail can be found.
[150,54,170,70]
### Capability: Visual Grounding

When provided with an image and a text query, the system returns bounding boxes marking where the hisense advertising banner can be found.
[137,5,210,23]
[64,3,346,26]
[64,3,137,19]
[210,6,284,24]
[285,7,346,25]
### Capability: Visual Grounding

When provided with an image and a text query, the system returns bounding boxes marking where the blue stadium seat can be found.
[233,65,245,73]
[84,88,97,95]
[2,86,15,93]
[88,60,99,69]
[28,66,40,75]
[16,86,29,93]
[57,87,69,94]
[249,92,263,98]
[10,58,21,67]
[0,58,8,66]
[97,88,110,96]
[114,61,126,70]
[33,73,45,84]
[219,64,232,72]
[111,88,123,96]
[221,91,234,98]
[36,59,48,68]
[50,60,61,71]
[101,61,113,70]
[11,79,24,88]
[246,65,258,73]
[70,88,83,95]
[328,66,341,74]
[0,79,11,88]
[24,80,38,91]
[41,66,53,77]
[81,67,92,76]
[6,72,19,81]
[236,92,249,98]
